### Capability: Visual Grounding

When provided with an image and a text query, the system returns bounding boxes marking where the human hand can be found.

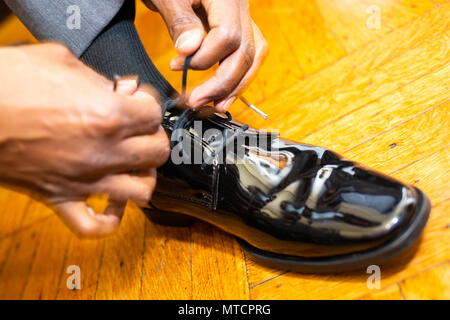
[144,0,268,111]
[0,43,170,237]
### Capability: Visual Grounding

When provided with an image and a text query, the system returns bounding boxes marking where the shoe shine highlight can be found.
[143,55,431,273]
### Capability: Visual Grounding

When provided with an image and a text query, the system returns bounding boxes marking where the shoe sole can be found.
[236,187,431,273]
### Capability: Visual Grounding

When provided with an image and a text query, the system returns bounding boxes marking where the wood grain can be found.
[344,103,449,173]
[0,0,448,299]
[94,204,146,300]
[0,201,49,299]
[399,262,450,299]
[361,0,435,29]
[274,0,347,75]
[315,0,391,52]
[55,236,104,300]
[0,189,31,238]
[21,214,71,300]
[360,284,405,300]
[245,0,305,103]
[391,147,450,206]
[237,3,450,130]
[140,219,192,299]
[302,64,450,152]
[191,223,250,299]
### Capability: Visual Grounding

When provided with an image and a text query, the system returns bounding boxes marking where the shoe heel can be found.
[142,207,197,227]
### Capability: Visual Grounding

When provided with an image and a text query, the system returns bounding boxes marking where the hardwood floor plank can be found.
[315,0,435,53]
[94,204,146,300]
[0,190,30,238]
[361,0,435,29]
[243,0,305,104]
[53,196,107,300]
[191,223,250,299]
[315,0,391,52]
[140,220,192,300]
[21,214,71,300]
[55,237,103,300]
[0,237,12,275]
[391,147,450,206]
[256,31,449,138]
[398,262,450,299]
[236,4,450,130]
[359,283,405,300]
[0,208,48,299]
[343,103,449,173]
[0,198,61,299]
[274,0,346,75]
[245,256,286,288]
[301,63,450,151]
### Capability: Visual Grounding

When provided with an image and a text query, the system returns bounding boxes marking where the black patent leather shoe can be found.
[142,57,430,272]
[142,104,430,272]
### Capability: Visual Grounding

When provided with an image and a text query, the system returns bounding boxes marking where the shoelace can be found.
[162,54,249,168]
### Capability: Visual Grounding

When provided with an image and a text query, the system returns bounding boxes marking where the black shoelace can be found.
[162,54,249,168]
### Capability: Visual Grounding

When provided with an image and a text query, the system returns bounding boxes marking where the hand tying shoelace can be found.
[162,54,249,168]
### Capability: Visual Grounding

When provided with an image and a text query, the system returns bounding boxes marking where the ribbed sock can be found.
[80,0,177,102]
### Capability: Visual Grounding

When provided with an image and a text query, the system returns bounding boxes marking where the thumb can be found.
[54,200,125,238]
[153,0,205,55]
[175,28,205,56]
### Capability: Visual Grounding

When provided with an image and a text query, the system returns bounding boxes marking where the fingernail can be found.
[217,97,236,112]
[121,75,139,82]
[175,31,194,50]
[190,97,210,110]
[118,79,138,87]
[188,88,205,109]
[116,79,138,95]
[175,29,204,53]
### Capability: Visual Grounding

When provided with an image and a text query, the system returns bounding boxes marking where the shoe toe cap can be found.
[278,164,419,244]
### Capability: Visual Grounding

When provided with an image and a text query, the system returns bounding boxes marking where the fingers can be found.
[89,169,157,206]
[117,85,163,137]
[53,170,158,238]
[188,2,257,110]
[114,127,170,170]
[167,1,268,111]
[214,21,268,111]
[54,201,125,238]
[152,0,205,56]
[170,0,242,71]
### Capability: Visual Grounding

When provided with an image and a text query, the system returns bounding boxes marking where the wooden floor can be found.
[0,0,448,300]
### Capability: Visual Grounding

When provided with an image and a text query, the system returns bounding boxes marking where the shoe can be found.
[143,106,430,272]
[143,58,431,273]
